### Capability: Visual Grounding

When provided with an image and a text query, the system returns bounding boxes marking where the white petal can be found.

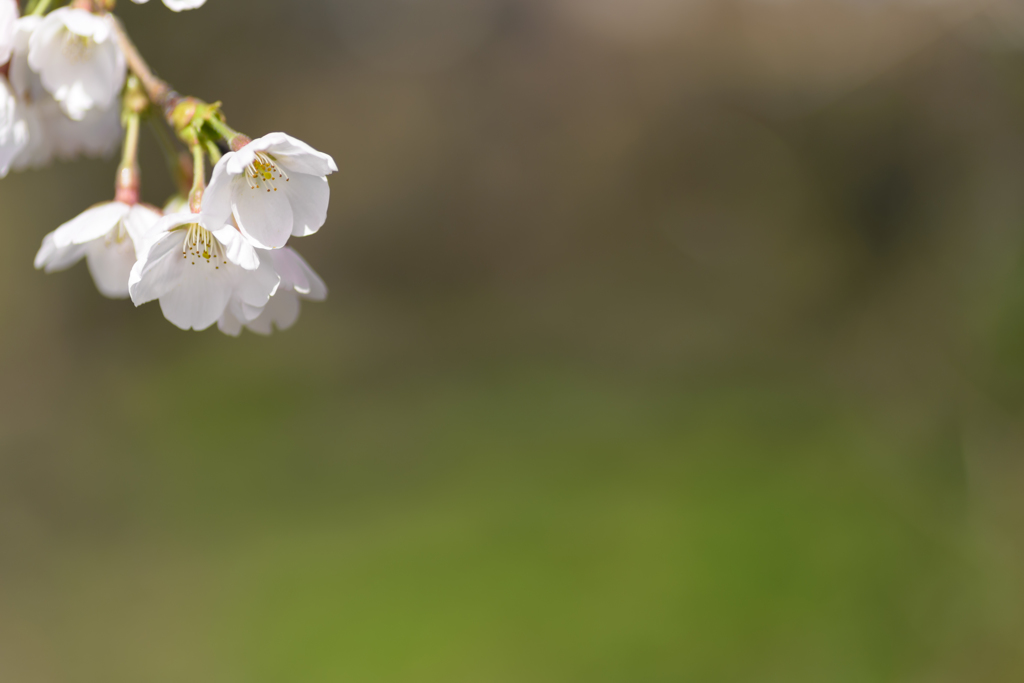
[236,257,281,313]
[53,101,122,160]
[268,247,327,300]
[123,204,163,259]
[163,0,207,10]
[129,229,186,305]
[212,223,260,270]
[284,173,330,238]
[218,309,244,337]
[28,10,126,121]
[203,155,234,229]
[35,233,88,273]
[11,99,57,171]
[61,9,110,39]
[230,178,294,249]
[150,211,197,237]
[10,17,44,101]
[163,196,188,214]
[243,291,300,335]
[262,133,338,177]
[0,0,17,65]
[0,77,29,177]
[48,202,130,250]
[158,268,232,331]
[223,147,255,177]
[85,238,136,299]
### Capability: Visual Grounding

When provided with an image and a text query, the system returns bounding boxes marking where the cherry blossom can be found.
[9,16,121,169]
[27,8,125,121]
[6,0,334,337]
[204,133,337,250]
[218,246,327,336]
[0,0,17,65]
[130,0,208,11]
[0,76,28,177]
[35,201,162,299]
[129,212,280,331]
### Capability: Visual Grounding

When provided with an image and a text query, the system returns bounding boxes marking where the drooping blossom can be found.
[10,97,56,170]
[10,97,121,170]
[129,211,280,331]
[0,0,17,65]
[9,16,121,170]
[8,15,40,99]
[219,246,327,336]
[51,100,122,160]
[204,132,337,250]
[8,0,334,337]
[35,201,162,299]
[0,76,28,177]
[130,0,208,11]
[27,8,126,121]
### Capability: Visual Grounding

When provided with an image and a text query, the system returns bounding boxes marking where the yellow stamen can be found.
[245,152,289,193]
[181,223,227,267]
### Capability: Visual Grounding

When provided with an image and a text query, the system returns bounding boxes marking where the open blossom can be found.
[9,16,40,98]
[216,254,281,335]
[129,212,280,331]
[28,8,125,121]
[219,246,327,336]
[10,97,56,170]
[10,96,121,171]
[7,17,51,169]
[51,100,122,160]
[12,0,333,338]
[130,0,208,11]
[34,201,161,299]
[8,16,121,170]
[205,132,337,250]
[0,77,28,177]
[0,0,17,65]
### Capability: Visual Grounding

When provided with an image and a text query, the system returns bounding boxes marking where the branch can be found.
[108,15,177,113]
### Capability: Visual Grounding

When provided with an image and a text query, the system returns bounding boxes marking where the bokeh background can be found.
[7,0,1024,679]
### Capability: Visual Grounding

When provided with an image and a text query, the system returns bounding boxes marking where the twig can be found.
[108,15,177,114]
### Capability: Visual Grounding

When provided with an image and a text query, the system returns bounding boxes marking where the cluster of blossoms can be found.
[1,0,335,334]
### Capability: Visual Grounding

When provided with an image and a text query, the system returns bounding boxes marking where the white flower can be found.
[0,0,17,65]
[35,201,161,299]
[205,132,337,250]
[27,8,125,121]
[9,96,121,171]
[216,253,282,335]
[8,16,41,101]
[162,195,188,214]
[0,76,28,177]
[51,99,121,160]
[130,0,207,11]
[10,97,57,170]
[129,212,280,331]
[218,246,327,336]
[7,16,121,171]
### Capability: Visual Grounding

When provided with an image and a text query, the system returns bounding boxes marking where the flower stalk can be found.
[108,14,175,112]
[149,117,192,195]
[187,134,204,213]
[25,0,54,16]
[204,115,248,150]
[115,111,140,204]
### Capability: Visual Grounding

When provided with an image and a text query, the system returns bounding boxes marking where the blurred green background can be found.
[7,0,1024,680]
